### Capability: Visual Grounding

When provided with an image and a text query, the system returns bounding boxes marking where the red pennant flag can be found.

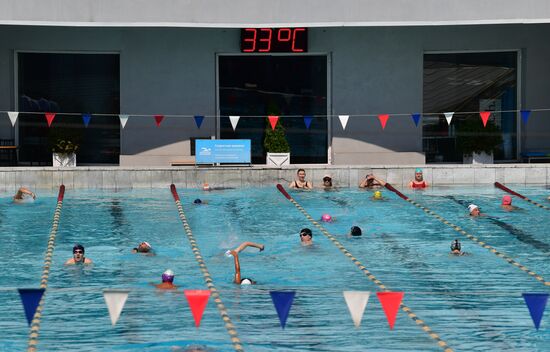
[378,114,389,130]
[377,292,404,330]
[154,114,164,127]
[45,113,56,127]
[268,115,279,130]
[184,290,210,327]
[480,111,491,127]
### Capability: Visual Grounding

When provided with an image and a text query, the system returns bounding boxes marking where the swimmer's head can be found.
[202,183,210,191]
[240,278,254,285]
[321,214,332,222]
[300,228,313,240]
[415,168,423,181]
[137,241,152,252]
[194,198,202,204]
[502,195,512,205]
[162,269,175,283]
[350,226,362,237]
[450,239,461,252]
[72,244,85,262]
[73,244,85,254]
[373,191,382,199]
[323,175,332,186]
[468,204,479,215]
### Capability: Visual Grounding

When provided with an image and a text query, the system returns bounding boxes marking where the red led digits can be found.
[277,28,292,42]
[291,28,305,52]
[242,28,256,52]
[258,28,272,52]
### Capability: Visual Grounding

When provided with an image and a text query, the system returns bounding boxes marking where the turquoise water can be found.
[0,185,549,351]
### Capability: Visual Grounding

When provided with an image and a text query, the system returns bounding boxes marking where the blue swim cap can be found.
[193,199,202,204]
[415,168,423,173]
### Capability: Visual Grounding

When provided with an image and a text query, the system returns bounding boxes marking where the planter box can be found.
[266,152,290,167]
[463,151,493,164]
[53,153,77,167]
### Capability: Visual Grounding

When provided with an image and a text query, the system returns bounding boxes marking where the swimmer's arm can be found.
[359,178,368,188]
[289,181,296,188]
[231,250,241,284]
[372,176,386,186]
[84,258,93,264]
[64,258,75,265]
[408,181,414,188]
[234,242,264,253]
[306,182,313,189]
[19,188,36,199]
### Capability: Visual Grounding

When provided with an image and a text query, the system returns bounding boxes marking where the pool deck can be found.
[0,164,549,191]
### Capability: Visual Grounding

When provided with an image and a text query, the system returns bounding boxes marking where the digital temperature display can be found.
[241,28,308,53]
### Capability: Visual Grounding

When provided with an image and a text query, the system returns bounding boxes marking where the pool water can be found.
[0,185,548,351]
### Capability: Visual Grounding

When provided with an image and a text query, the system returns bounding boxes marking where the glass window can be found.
[423,52,517,162]
[219,55,327,164]
[18,53,120,165]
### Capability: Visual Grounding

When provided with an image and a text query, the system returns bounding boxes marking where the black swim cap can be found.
[350,226,362,236]
[194,199,202,204]
[450,239,461,251]
[73,244,85,253]
[300,228,312,237]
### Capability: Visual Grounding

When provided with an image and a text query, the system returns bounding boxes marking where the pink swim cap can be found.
[321,214,332,222]
[502,195,512,205]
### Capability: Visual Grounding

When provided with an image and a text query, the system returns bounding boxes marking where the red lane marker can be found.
[170,184,180,201]
[57,184,65,202]
[384,183,409,200]
[494,182,527,199]
[276,184,292,200]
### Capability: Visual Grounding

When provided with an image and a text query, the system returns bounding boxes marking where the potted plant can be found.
[456,117,503,164]
[264,117,291,167]
[49,129,80,167]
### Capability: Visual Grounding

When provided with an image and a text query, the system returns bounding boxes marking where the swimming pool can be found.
[1,184,548,351]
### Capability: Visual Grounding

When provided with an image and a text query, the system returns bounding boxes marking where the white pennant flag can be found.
[103,289,130,326]
[338,115,349,130]
[229,115,240,131]
[7,111,18,126]
[444,112,454,125]
[119,114,129,129]
[343,291,370,328]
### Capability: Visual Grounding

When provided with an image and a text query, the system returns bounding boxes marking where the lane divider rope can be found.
[27,185,66,352]
[494,182,550,210]
[384,183,550,287]
[170,184,244,352]
[275,184,453,352]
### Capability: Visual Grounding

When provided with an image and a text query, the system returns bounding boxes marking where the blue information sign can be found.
[195,139,251,164]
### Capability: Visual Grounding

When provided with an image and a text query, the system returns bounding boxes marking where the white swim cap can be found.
[468,204,479,213]
[163,269,174,276]
[240,278,252,285]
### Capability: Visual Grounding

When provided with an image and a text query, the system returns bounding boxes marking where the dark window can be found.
[219,55,327,164]
[18,53,120,165]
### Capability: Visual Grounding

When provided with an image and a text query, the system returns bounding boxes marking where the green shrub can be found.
[263,117,290,153]
[456,118,502,156]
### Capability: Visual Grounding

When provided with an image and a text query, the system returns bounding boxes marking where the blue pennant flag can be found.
[82,113,92,128]
[411,113,421,127]
[521,110,531,124]
[270,291,295,329]
[303,115,313,129]
[523,293,548,330]
[18,288,45,326]
[194,115,204,129]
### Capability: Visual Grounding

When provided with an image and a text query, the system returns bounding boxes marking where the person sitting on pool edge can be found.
[131,241,155,255]
[409,168,428,189]
[450,239,466,256]
[359,174,386,189]
[65,244,93,265]
[300,228,313,246]
[154,269,178,290]
[227,241,264,285]
[289,168,313,189]
[13,187,36,203]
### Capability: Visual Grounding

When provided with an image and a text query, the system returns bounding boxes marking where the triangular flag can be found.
[378,114,389,130]
[521,110,531,124]
[303,115,313,129]
[480,111,491,127]
[377,292,404,330]
[523,293,548,330]
[184,290,211,327]
[343,291,370,328]
[229,116,240,131]
[45,113,56,127]
[338,115,349,130]
[7,111,18,126]
[411,113,421,127]
[268,115,279,130]
[119,114,129,129]
[103,289,130,326]
[444,112,454,125]
[154,114,164,127]
[270,291,295,329]
[18,288,45,326]
[194,115,204,129]
[82,113,92,128]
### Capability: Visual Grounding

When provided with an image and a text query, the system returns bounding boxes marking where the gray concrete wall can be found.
[1,24,550,165]
[1,164,549,191]
[1,0,550,27]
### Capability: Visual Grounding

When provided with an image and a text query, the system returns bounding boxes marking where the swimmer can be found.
[359,174,386,189]
[501,195,516,211]
[468,204,482,217]
[65,244,93,265]
[409,168,428,189]
[372,191,383,200]
[322,175,333,189]
[450,239,466,256]
[321,214,334,222]
[13,187,36,203]
[131,241,154,255]
[193,198,208,205]
[349,226,362,237]
[202,183,210,191]
[227,242,264,285]
[289,169,313,189]
[154,269,178,290]
[299,228,313,246]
